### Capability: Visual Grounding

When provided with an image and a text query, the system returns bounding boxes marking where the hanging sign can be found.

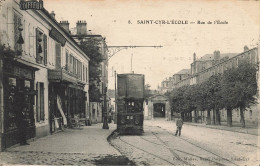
[20,0,43,10]
[49,27,66,46]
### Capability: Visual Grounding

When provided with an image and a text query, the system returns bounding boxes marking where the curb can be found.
[107,129,121,154]
[184,123,258,136]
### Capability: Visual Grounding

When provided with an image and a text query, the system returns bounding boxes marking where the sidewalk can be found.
[182,121,259,136]
[0,123,125,165]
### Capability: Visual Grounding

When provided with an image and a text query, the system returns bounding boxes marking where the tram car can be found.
[117,74,145,134]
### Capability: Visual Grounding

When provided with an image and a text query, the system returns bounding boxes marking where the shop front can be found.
[2,59,38,149]
[48,69,87,132]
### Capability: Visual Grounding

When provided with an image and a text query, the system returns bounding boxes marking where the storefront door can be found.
[3,72,36,148]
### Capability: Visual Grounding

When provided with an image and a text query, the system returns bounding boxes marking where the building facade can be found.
[160,46,258,125]
[0,0,89,150]
[71,23,109,124]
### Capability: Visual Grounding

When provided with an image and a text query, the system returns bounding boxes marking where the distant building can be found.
[172,69,190,89]
[159,46,258,125]
[159,77,172,94]
[70,21,109,124]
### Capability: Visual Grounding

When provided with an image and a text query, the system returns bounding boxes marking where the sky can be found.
[44,0,260,90]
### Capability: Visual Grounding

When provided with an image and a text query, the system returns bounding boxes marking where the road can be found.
[110,118,259,166]
[0,119,258,165]
[0,124,133,165]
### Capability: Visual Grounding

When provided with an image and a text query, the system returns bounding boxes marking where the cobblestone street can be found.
[0,120,259,165]
[0,123,134,165]
[110,119,259,166]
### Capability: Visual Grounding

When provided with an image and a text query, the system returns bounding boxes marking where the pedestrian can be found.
[17,108,29,145]
[175,117,183,136]
[16,92,29,145]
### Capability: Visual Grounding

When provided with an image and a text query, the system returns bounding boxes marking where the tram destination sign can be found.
[20,0,43,10]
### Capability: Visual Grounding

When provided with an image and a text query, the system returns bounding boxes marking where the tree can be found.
[204,74,223,125]
[192,83,209,123]
[221,62,258,128]
[78,38,104,102]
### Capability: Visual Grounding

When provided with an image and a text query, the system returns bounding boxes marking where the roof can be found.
[38,8,90,61]
[175,69,190,75]
[199,53,238,61]
[148,94,168,100]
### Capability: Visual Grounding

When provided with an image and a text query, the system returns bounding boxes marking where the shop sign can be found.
[9,78,16,86]
[4,64,33,80]
[25,80,31,88]
[49,27,66,46]
[20,0,43,10]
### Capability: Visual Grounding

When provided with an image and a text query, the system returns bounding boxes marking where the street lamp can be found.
[102,86,109,129]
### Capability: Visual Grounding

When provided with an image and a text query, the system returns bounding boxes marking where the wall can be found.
[89,102,102,124]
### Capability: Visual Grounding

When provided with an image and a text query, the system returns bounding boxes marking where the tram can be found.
[116,74,144,134]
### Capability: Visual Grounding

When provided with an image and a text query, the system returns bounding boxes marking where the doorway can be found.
[153,103,166,118]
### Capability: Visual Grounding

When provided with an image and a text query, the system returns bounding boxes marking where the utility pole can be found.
[114,70,117,124]
[102,86,109,129]
[131,53,133,73]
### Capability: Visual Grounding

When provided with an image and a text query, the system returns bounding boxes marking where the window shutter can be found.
[43,34,47,65]
[80,62,82,80]
[73,57,76,75]
[83,65,85,81]
[14,13,22,52]
[55,43,61,69]
[86,67,88,82]
[40,83,45,121]
[65,52,69,70]
[69,55,73,72]
[36,82,40,122]
[77,61,80,79]
[36,29,41,63]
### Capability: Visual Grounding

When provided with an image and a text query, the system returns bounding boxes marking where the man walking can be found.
[175,117,183,136]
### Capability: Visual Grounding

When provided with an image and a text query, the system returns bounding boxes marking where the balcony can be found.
[48,68,77,84]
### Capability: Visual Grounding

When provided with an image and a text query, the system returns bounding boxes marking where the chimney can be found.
[76,20,87,35]
[244,45,249,52]
[214,50,220,60]
[59,20,70,33]
[193,52,196,61]
[50,11,55,19]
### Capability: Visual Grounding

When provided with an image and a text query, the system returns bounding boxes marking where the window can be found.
[73,57,77,75]
[79,61,82,80]
[36,82,45,122]
[14,12,22,53]
[36,29,47,65]
[77,60,80,78]
[55,43,61,69]
[43,34,47,65]
[70,54,73,72]
[36,28,42,63]
[83,65,85,81]
[65,51,69,70]
[86,67,88,82]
